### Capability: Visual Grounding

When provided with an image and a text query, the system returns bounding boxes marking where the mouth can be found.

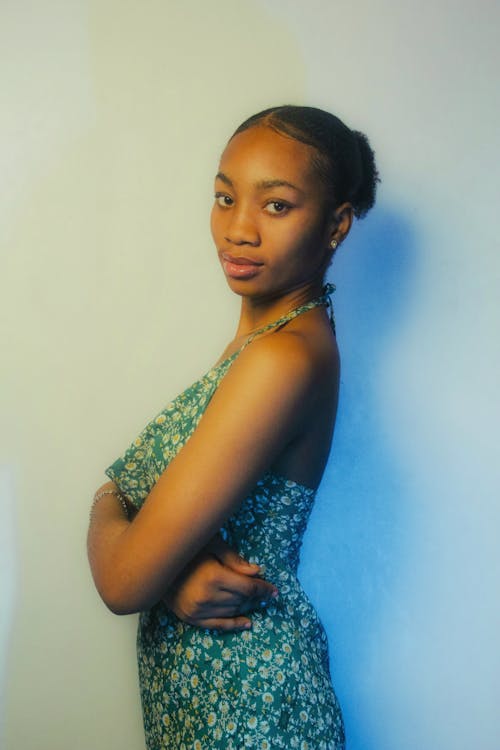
[220,252,264,280]
[221,252,263,266]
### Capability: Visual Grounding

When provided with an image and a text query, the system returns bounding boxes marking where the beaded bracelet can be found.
[90,487,130,521]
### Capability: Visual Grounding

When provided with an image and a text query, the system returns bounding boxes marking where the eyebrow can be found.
[256,178,303,193]
[215,171,233,187]
[215,172,303,194]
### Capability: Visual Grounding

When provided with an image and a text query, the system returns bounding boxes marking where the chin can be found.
[223,274,259,295]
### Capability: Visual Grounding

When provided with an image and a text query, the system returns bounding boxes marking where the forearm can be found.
[87,483,277,628]
[87,483,141,614]
[87,482,215,615]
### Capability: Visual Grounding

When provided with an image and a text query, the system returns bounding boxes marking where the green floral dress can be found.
[106,286,345,750]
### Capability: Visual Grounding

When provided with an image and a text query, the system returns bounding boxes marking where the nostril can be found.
[223,217,260,247]
[225,235,260,247]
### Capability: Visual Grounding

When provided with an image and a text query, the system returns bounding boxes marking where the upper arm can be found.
[112,334,319,609]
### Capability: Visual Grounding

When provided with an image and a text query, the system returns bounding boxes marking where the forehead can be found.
[218,126,319,190]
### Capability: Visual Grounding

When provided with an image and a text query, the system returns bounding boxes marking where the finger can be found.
[238,590,281,614]
[221,573,278,601]
[195,616,253,632]
[208,536,261,575]
[192,597,249,616]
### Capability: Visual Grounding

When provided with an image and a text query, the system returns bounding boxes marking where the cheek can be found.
[281,221,330,271]
[302,213,331,253]
[284,217,326,254]
[210,207,219,242]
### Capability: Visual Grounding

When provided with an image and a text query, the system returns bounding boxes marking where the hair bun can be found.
[351,131,380,218]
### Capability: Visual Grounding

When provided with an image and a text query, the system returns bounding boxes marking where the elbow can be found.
[88,556,145,615]
[95,577,144,616]
[91,564,163,615]
[88,536,150,615]
[87,534,170,615]
[104,598,140,617]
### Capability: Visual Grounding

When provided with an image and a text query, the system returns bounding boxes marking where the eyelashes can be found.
[265,201,290,215]
[214,193,293,216]
[214,193,234,208]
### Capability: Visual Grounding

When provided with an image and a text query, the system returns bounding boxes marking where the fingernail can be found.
[271,589,279,598]
[242,621,252,629]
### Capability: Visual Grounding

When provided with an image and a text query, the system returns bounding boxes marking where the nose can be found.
[224,205,260,247]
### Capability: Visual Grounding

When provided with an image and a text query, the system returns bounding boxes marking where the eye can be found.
[265,201,291,215]
[214,192,234,208]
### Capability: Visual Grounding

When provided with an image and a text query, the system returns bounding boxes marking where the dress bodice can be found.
[221,472,316,579]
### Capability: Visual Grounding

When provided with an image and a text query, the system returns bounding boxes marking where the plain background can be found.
[1,1,499,748]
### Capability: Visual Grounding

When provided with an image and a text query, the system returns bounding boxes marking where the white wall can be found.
[1,1,498,749]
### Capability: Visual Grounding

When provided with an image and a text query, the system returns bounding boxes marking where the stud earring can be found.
[330,239,338,250]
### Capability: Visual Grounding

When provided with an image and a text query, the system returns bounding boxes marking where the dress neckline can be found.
[212,283,335,371]
[259,469,317,495]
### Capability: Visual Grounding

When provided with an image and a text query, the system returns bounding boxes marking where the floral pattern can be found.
[106,290,344,749]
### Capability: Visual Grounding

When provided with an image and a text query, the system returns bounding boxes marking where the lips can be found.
[221,252,263,280]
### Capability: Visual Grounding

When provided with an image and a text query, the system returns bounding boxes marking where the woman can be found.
[88,105,378,749]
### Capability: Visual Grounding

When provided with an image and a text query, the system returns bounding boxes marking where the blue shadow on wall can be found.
[299,205,416,750]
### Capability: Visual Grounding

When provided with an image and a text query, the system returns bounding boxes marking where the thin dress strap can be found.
[239,282,336,353]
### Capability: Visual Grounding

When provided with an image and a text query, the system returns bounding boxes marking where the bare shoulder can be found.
[218,318,339,409]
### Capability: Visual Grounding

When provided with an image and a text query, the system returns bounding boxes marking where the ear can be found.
[328,202,353,247]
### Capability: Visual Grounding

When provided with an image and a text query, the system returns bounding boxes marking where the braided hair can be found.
[232,105,379,219]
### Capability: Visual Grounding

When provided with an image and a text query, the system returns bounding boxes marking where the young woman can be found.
[88,105,378,749]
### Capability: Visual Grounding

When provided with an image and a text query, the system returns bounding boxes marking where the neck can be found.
[235,280,325,338]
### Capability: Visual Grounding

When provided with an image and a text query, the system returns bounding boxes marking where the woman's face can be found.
[210,126,335,300]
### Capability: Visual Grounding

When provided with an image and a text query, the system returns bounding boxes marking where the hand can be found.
[163,534,278,631]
